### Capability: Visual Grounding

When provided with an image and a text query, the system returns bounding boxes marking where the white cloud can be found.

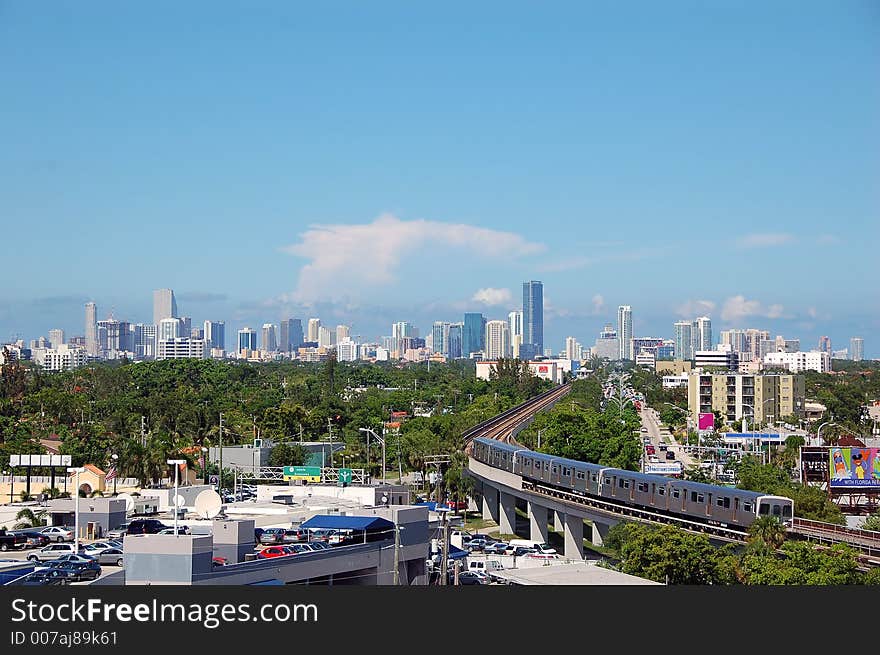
[736,233,795,248]
[807,307,817,319]
[281,213,545,302]
[720,295,785,322]
[591,294,605,315]
[471,288,513,306]
[675,299,716,317]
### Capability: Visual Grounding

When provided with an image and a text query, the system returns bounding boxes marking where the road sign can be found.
[338,468,352,486]
[209,475,219,486]
[283,466,322,482]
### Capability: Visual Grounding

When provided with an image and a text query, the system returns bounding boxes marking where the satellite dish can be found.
[173,494,186,508]
[117,493,134,513]
[193,490,223,519]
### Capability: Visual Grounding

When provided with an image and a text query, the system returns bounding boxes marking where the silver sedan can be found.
[94,548,125,567]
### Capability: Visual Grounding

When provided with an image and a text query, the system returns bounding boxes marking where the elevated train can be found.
[472,437,794,531]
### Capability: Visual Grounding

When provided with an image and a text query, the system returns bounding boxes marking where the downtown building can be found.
[35,344,89,372]
[521,281,543,360]
[688,372,805,428]
[484,320,510,359]
[763,350,832,374]
[617,305,632,361]
[592,324,619,361]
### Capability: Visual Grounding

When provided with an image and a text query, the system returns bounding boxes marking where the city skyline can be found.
[0,4,876,356]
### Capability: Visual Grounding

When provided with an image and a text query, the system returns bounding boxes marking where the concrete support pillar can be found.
[592,521,611,547]
[499,491,516,536]
[481,488,499,524]
[564,514,584,561]
[528,501,548,543]
[554,510,564,532]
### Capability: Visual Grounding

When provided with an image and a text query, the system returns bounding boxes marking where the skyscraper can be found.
[522,281,544,358]
[485,320,510,359]
[152,289,178,325]
[238,327,257,353]
[694,316,712,352]
[204,320,225,352]
[307,318,321,343]
[261,324,277,352]
[432,321,451,355]
[318,326,333,348]
[617,305,632,360]
[850,337,864,362]
[85,302,97,357]
[447,323,463,359]
[818,336,832,354]
[158,317,182,341]
[335,325,350,342]
[565,336,580,361]
[462,313,486,358]
[673,321,693,361]
[48,329,65,350]
[288,319,304,350]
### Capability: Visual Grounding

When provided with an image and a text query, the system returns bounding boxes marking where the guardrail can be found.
[790,517,880,557]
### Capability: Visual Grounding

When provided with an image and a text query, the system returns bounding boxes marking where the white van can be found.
[469,559,504,581]
[508,539,557,554]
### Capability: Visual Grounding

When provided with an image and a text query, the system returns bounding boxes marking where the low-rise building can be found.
[763,350,831,374]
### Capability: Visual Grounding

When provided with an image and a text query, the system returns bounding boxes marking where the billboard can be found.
[698,413,715,431]
[829,448,880,488]
[645,462,683,476]
[9,454,71,467]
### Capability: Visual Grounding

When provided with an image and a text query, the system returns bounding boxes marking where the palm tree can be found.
[748,515,786,551]
[13,508,47,530]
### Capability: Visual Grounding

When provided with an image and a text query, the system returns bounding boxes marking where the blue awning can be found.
[448,546,468,560]
[299,515,395,531]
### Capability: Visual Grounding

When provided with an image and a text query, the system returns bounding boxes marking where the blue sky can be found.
[1,2,877,356]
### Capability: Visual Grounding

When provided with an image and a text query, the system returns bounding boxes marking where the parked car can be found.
[483,542,511,555]
[34,553,96,569]
[257,546,292,559]
[466,538,489,552]
[260,528,287,545]
[254,528,265,544]
[95,548,125,567]
[27,543,81,562]
[212,556,228,567]
[283,528,308,543]
[307,529,333,543]
[157,526,190,535]
[126,519,170,535]
[525,552,560,561]
[82,541,117,556]
[666,451,676,461]
[12,570,71,586]
[0,529,27,552]
[512,546,537,557]
[11,531,49,549]
[47,560,101,582]
[39,526,73,542]
[107,523,131,540]
[448,570,485,585]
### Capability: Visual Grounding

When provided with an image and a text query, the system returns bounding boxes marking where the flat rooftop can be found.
[491,561,661,585]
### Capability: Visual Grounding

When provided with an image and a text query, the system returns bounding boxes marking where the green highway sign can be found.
[338,468,353,485]
[283,466,322,481]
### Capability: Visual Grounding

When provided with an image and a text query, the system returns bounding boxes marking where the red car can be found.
[212,557,228,567]
[257,546,293,559]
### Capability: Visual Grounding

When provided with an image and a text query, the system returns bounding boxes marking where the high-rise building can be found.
[152,289,178,325]
[158,317,182,341]
[131,324,156,359]
[307,318,321,343]
[431,321,451,355]
[156,338,208,360]
[84,302,97,357]
[674,321,694,361]
[565,336,580,361]
[744,329,770,361]
[191,328,204,340]
[485,320,510,359]
[462,313,486,358]
[508,311,523,341]
[693,316,712,352]
[851,337,864,362]
[335,325,350,343]
[97,319,132,354]
[522,281,544,356]
[238,327,257,353]
[318,326,333,348]
[764,351,831,374]
[618,305,632,360]
[688,372,804,427]
[447,323,463,359]
[204,321,225,352]
[592,324,618,361]
[261,324,277,352]
[336,339,358,362]
[818,336,832,354]
[48,329,65,349]
[289,319,304,350]
[720,329,747,355]
[179,316,192,337]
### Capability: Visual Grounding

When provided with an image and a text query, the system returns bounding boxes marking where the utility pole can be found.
[140,416,146,448]
[218,413,224,493]
[440,510,449,585]
[327,418,334,468]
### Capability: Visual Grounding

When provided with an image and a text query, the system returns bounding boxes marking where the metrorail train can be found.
[472,437,794,531]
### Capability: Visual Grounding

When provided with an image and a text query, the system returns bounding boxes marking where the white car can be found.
[39,527,73,542]
[27,543,79,562]
[82,542,116,556]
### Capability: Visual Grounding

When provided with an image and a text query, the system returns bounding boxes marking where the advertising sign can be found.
[283,466,322,483]
[645,462,683,476]
[829,448,880,488]
[698,413,715,431]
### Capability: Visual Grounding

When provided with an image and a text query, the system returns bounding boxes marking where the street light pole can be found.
[816,421,837,447]
[67,467,85,552]
[167,459,185,537]
[359,428,386,484]
[111,454,118,495]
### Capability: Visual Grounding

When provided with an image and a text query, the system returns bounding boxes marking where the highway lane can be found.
[639,406,697,471]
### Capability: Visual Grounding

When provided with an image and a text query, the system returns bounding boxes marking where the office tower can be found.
[335,325,350,342]
[522,281,544,357]
[593,324,619,360]
[238,327,257,353]
[851,337,864,362]
[674,321,694,361]
[485,320,510,359]
[131,324,156,359]
[818,336,832,354]
[152,289,178,325]
[617,305,632,360]
[85,302,97,356]
[307,318,321,343]
[565,337,580,361]
[48,329,64,349]
[508,310,523,340]
[190,328,204,339]
[158,317,182,341]
[462,313,486,358]
[179,316,192,337]
[261,323,277,352]
[288,319,304,350]
[156,338,208,360]
[720,329,747,354]
[744,329,770,361]
[694,316,712,352]
[204,320,225,352]
[318,326,333,348]
[97,319,132,354]
[432,321,451,355]
[447,323,463,359]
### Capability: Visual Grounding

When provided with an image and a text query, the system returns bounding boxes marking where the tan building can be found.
[688,372,804,429]
[656,360,692,375]
[68,464,106,495]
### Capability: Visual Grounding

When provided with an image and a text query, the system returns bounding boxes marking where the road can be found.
[639,406,698,470]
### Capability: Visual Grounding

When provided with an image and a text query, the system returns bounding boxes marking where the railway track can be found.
[462,383,571,451]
